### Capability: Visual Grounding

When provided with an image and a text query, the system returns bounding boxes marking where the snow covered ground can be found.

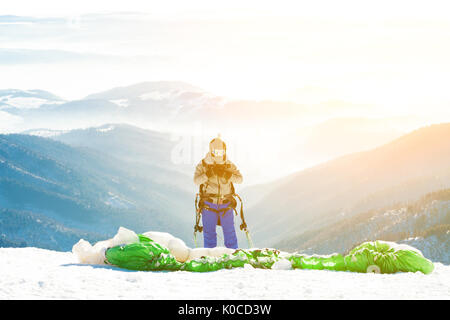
[1,247,449,300]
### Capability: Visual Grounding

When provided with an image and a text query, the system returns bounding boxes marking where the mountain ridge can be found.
[246,123,450,247]
[0,133,194,250]
[274,188,450,264]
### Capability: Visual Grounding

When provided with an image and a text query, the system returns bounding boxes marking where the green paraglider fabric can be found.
[344,240,434,274]
[104,236,434,275]
[289,253,346,271]
[105,234,181,271]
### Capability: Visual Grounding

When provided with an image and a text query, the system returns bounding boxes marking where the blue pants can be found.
[202,201,238,249]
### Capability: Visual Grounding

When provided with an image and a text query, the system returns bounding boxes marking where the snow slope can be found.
[1,247,448,300]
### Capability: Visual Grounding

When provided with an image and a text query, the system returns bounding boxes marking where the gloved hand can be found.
[213,165,232,180]
[205,166,214,178]
[223,170,232,180]
[212,166,222,177]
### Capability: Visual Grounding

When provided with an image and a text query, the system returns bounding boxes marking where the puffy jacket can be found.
[194,152,243,204]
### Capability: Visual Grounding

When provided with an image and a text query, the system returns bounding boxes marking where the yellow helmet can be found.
[209,135,226,158]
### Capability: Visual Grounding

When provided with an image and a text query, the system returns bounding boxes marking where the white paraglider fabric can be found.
[72,227,235,265]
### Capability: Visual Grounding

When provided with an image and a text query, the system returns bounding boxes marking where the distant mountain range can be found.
[0,81,305,132]
[1,82,427,181]
[246,123,450,249]
[25,123,196,191]
[52,124,189,173]
[0,132,194,250]
[0,82,226,131]
[274,189,450,264]
[0,89,65,114]
[1,81,425,133]
[2,81,429,185]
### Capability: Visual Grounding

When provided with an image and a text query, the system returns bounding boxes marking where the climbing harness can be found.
[194,177,252,248]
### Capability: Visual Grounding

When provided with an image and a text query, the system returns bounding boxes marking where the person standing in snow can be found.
[194,136,243,249]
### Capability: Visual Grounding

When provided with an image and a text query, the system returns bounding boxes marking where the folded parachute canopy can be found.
[96,232,434,274]
[105,234,182,271]
[344,241,434,275]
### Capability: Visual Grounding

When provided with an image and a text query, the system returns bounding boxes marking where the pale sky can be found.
[1,0,450,117]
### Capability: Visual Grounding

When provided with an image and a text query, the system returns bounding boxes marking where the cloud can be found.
[1,8,450,106]
[0,111,23,133]
[0,48,101,65]
[0,48,170,66]
[0,15,63,24]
